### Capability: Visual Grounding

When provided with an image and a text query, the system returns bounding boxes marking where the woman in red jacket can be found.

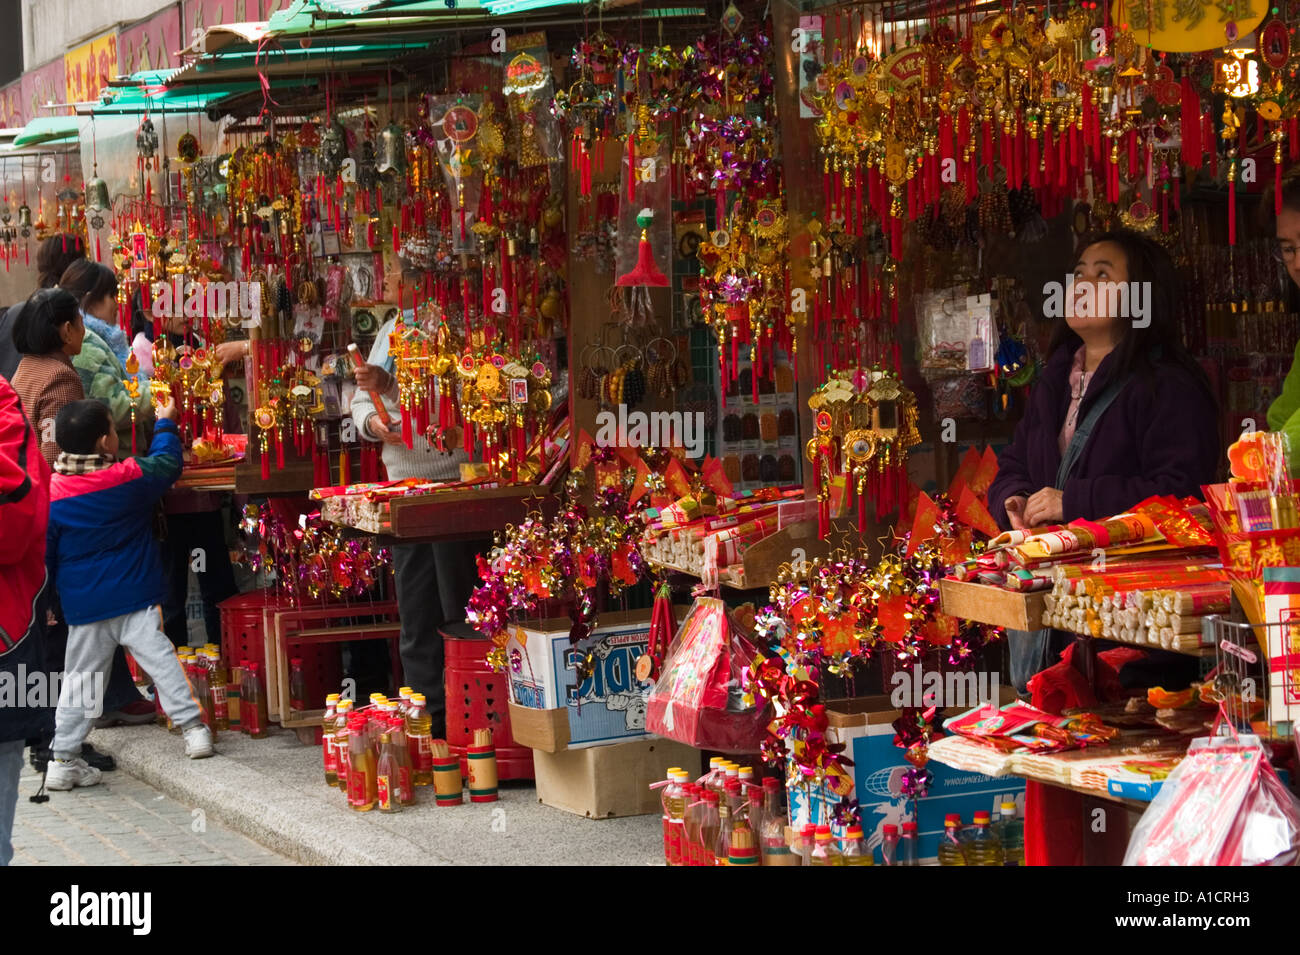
[0,376,51,864]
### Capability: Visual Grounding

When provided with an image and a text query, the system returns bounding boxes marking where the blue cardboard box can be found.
[507,610,677,749]
[787,695,1024,863]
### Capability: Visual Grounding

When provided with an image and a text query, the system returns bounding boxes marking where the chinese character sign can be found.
[1115,0,1267,52]
[64,32,118,104]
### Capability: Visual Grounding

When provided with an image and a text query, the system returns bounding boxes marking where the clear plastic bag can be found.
[1123,732,1300,866]
[916,286,999,373]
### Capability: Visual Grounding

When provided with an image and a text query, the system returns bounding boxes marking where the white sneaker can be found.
[45,757,102,790]
[183,724,214,759]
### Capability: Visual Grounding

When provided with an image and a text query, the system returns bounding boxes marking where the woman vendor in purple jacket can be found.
[986,229,1220,690]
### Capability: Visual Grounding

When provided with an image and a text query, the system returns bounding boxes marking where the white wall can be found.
[22,0,179,73]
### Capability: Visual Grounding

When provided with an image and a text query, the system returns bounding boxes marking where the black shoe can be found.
[28,743,115,773]
[29,746,49,773]
[81,743,116,772]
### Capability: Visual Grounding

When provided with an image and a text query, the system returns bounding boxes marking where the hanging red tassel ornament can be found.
[615,210,669,287]
[1180,79,1201,168]
[1277,139,1284,216]
[1229,156,1237,246]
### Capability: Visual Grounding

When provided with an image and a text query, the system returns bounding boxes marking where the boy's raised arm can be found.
[135,397,184,492]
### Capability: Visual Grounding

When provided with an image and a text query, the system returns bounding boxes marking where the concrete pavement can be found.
[11,759,294,866]
[76,724,664,865]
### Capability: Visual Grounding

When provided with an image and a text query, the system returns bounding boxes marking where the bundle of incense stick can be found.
[472,728,493,746]
[1043,577,1229,652]
[729,825,760,866]
[1050,560,1224,595]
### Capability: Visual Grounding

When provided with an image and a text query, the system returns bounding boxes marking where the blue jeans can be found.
[1007,628,1070,694]
[0,739,24,866]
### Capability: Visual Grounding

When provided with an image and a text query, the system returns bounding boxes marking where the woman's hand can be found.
[1024,488,1064,527]
[1005,495,1029,530]
[214,340,250,366]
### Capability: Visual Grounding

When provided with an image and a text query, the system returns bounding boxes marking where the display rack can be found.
[938,578,1216,658]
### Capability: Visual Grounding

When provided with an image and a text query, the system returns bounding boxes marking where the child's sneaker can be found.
[183,724,214,759]
[45,757,103,790]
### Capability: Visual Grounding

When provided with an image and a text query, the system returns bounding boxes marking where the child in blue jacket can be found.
[44,395,213,790]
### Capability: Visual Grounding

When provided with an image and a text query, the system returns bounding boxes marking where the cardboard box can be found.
[508,700,570,753]
[505,607,685,748]
[787,690,1024,864]
[939,578,1045,631]
[533,737,702,818]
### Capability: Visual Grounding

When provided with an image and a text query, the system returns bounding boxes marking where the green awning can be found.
[12,117,81,148]
[91,76,316,115]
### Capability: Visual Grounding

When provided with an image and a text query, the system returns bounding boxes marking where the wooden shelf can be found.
[939,579,1217,657]
[645,517,867,590]
[324,483,559,540]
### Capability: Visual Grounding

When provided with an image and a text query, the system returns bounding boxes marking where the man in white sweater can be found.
[351,315,474,738]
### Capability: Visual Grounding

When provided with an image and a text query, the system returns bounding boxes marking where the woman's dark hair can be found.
[130,305,154,342]
[11,288,81,355]
[35,234,86,289]
[1048,229,1215,400]
[58,260,118,312]
[55,399,113,455]
[1258,169,1300,234]
[1259,172,1300,311]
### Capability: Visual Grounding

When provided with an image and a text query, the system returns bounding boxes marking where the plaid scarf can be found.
[53,452,116,476]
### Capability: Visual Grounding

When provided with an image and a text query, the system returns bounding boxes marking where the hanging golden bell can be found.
[17,204,32,228]
[86,176,111,212]
[376,123,407,175]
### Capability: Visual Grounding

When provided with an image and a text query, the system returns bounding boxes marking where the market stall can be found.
[27,0,1300,865]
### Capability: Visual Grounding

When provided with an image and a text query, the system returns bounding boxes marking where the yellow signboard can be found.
[1114,0,1267,53]
[65,32,118,104]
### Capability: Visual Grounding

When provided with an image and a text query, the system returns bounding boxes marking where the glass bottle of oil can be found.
[376,732,400,813]
[321,694,340,786]
[347,714,377,811]
[288,658,307,711]
[388,716,415,805]
[207,650,229,730]
[841,824,874,865]
[227,663,242,733]
[938,814,967,866]
[406,693,433,786]
[334,700,353,792]
[243,662,269,738]
[698,792,721,865]
[810,826,844,866]
[189,653,212,732]
[713,797,734,866]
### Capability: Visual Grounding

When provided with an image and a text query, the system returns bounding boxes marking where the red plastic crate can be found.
[219,590,385,724]
[219,589,282,670]
[443,624,534,781]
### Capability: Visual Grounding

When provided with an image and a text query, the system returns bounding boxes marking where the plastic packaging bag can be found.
[646,597,769,753]
[916,286,999,373]
[1123,732,1300,865]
